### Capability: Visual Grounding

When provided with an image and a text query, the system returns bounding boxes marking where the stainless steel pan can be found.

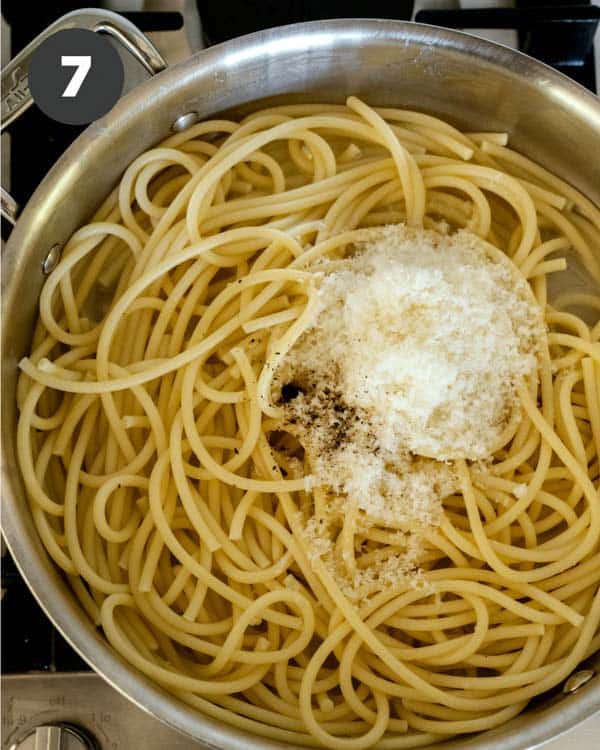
[2,11,599,750]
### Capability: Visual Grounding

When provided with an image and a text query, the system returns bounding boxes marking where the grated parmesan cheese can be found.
[276,224,544,527]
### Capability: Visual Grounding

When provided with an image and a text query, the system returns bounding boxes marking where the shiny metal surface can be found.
[7,722,99,750]
[93,20,167,76]
[0,8,167,131]
[2,19,600,750]
[2,672,598,750]
[41,245,62,275]
[564,671,597,695]
[2,673,206,750]
[0,8,167,220]
[1,185,18,224]
[171,111,200,131]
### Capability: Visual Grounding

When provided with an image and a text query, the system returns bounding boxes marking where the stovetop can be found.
[2,1,599,748]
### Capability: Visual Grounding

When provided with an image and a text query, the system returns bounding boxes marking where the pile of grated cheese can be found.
[276,224,544,525]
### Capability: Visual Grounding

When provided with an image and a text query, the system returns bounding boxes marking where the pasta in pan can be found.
[16,97,600,749]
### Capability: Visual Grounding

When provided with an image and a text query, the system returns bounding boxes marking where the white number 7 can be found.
[61,55,92,97]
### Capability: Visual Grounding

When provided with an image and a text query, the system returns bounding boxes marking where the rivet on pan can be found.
[172,112,199,132]
[42,244,61,274]
[563,669,595,694]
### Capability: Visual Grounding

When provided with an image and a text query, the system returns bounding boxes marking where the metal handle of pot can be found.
[0,8,168,226]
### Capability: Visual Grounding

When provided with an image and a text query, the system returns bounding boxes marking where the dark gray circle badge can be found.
[29,29,124,126]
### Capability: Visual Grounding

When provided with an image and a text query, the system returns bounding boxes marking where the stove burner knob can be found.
[9,723,100,750]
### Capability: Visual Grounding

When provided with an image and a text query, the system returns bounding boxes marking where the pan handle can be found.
[1,8,168,226]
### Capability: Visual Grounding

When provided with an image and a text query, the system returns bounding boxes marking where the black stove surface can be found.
[2,552,90,673]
